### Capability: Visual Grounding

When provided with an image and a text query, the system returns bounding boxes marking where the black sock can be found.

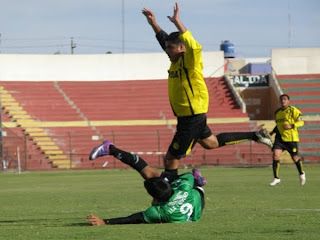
[295,159,304,175]
[216,132,256,147]
[272,160,280,178]
[164,168,178,176]
[161,169,178,182]
[109,145,148,172]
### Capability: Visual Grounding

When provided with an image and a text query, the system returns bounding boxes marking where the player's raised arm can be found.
[142,8,162,34]
[167,2,187,34]
[142,7,168,51]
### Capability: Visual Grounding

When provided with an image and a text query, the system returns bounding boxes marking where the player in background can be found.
[269,94,306,186]
[141,2,272,173]
[87,140,206,225]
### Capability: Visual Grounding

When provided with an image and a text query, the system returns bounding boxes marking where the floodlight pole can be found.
[288,0,291,48]
[122,0,125,53]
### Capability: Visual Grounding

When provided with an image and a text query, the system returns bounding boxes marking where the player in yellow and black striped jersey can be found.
[269,94,306,186]
[142,3,273,174]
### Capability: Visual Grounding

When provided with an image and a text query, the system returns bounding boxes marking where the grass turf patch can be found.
[0,166,319,240]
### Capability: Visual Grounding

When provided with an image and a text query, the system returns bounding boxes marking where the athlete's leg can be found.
[89,140,162,180]
[269,148,282,186]
[290,143,306,185]
[163,151,179,171]
[139,166,162,179]
[198,134,219,149]
[198,130,269,149]
[272,148,282,178]
[164,115,202,171]
[109,145,163,179]
[292,154,304,175]
[288,142,304,175]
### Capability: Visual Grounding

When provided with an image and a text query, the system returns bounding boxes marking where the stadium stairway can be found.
[206,77,248,118]
[0,85,74,169]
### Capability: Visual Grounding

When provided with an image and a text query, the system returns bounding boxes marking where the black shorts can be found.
[273,139,299,157]
[168,113,212,159]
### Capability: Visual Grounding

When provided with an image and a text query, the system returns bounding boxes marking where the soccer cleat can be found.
[269,178,281,186]
[255,129,273,148]
[192,169,207,186]
[300,172,306,186]
[89,140,113,160]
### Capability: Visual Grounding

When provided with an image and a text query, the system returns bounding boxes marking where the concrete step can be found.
[39,145,59,150]
[28,132,48,137]
[47,155,68,160]
[43,150,64,155]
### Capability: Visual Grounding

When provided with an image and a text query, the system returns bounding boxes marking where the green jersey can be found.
[142,173,203,223]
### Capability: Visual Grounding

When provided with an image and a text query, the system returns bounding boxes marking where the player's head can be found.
[279,94,290,108]
[164,32,186,62]
[280,94,290,100]
[144,177,172,202]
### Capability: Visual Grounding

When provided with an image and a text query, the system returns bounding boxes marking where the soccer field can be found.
[0,166,319,240]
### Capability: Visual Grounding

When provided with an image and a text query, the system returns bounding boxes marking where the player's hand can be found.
[283,124,292,130]
[87,214,106,226]
[167,2,179,23]
[142,8,156,25]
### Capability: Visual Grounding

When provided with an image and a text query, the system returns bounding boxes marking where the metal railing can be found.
[0,130,276,171]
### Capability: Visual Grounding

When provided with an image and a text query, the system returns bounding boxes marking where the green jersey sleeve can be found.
[142,206,162,223]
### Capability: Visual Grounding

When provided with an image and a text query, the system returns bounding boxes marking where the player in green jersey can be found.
[269,94,306,186]
[87,140,205,225]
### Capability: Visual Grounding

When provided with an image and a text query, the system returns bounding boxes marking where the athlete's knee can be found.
[140,166,162,179]
[292,155,300,162]
[272,149,282,159]
[199,135,219,149]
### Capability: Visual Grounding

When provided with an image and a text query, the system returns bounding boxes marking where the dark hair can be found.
[280,94,290,100]
[166,32,182,45]
[144,177,172,201]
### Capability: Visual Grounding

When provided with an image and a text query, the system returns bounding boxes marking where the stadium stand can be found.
[277,74,320,116]
[1,74,319,170]
[0,78,263,170]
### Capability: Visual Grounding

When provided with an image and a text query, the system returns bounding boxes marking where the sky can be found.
[0,0,319,57]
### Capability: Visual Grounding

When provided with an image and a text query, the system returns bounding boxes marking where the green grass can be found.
[0,167,319,240]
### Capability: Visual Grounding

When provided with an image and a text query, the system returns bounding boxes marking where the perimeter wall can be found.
[0,52,225,81]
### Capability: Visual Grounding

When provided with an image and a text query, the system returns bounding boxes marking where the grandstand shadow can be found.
[68,222,90,227]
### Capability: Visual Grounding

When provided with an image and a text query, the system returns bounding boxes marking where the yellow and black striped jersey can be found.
[274,106,304,142]
[167,30,209,117]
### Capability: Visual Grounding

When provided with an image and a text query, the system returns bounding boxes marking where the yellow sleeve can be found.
[293,107,304,128]
[179,30,202,51]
